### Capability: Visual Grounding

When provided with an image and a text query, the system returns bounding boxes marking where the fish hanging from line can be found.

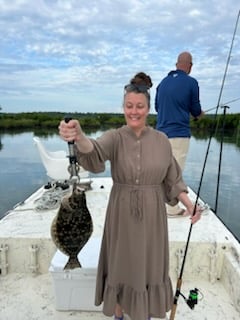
[51,183,93,270]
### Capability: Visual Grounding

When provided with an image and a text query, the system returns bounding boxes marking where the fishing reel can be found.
[186,288,199,309]
[180,288,203,310]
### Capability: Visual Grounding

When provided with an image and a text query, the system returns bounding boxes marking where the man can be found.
[155,51,204,217]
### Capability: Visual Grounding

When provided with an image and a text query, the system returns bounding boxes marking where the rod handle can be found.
[64,116,79,179]
[64,116,74,145]
[169,278,182,320]
[64,115,75,155]
[64,116,72,123]
[169,304,177,320]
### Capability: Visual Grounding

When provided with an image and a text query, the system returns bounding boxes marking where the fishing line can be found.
[215,11,240,114]
[170,9,240,320]
[204,97,240,113]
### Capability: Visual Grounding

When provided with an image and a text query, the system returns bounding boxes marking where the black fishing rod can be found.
[214,105,230,214]
[169,9,240,320]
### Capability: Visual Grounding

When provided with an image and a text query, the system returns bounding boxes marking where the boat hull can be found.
[0,177,240,319]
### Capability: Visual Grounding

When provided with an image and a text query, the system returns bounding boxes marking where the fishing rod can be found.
[169,9,240,320]
[214,105,230,214]
[204,97,240,113]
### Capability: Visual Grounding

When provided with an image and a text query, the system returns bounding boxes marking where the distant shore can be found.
[0,111,239,133]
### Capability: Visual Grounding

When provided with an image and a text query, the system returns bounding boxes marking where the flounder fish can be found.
[51,183,93,270]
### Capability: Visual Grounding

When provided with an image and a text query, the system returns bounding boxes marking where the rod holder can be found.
[0,244,9,276]
[29,244,39,274]
[208,248,217,283]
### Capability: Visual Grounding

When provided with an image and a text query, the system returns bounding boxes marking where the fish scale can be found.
[51,183,93,270]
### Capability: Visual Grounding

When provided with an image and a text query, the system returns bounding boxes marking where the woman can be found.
[58,72,201,320]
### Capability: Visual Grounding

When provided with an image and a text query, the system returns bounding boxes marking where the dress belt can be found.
[113,182,161,221]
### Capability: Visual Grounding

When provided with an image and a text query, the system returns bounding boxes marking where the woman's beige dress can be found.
[76,126,187,320]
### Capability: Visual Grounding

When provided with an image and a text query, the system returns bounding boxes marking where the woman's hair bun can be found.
[130,72,153,88]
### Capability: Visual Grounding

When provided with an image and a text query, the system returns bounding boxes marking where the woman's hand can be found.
[178,192,202,224]
[186,205,202,224]
[58,119,94,153]
[58,119,83,142]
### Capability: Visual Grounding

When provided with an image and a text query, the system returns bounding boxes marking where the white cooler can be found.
[49,237,102,311]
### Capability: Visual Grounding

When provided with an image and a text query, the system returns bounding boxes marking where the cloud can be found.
[0,0,239,113]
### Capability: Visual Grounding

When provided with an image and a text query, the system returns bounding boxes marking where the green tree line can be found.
[0,112,239,133]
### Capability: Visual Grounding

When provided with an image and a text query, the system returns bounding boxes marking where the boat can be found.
[0,137,240,320]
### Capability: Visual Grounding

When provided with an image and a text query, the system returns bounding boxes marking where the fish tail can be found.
[64,257,82,270]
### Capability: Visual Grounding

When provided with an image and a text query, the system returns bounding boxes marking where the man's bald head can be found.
[176,51,193,74]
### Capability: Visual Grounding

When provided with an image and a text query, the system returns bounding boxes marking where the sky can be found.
[0,0,239,114]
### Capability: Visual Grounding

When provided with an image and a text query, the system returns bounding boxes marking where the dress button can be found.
[136,179,139,184]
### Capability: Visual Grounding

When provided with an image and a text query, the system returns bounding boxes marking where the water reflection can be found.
[183,131,240,241]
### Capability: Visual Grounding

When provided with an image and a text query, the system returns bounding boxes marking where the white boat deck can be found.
[1,272,239,320]
[0,177,240,320]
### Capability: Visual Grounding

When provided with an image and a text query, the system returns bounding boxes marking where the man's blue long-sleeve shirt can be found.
[155,69,202,138]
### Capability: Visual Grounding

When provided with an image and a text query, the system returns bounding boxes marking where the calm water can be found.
[0,130,239,241]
